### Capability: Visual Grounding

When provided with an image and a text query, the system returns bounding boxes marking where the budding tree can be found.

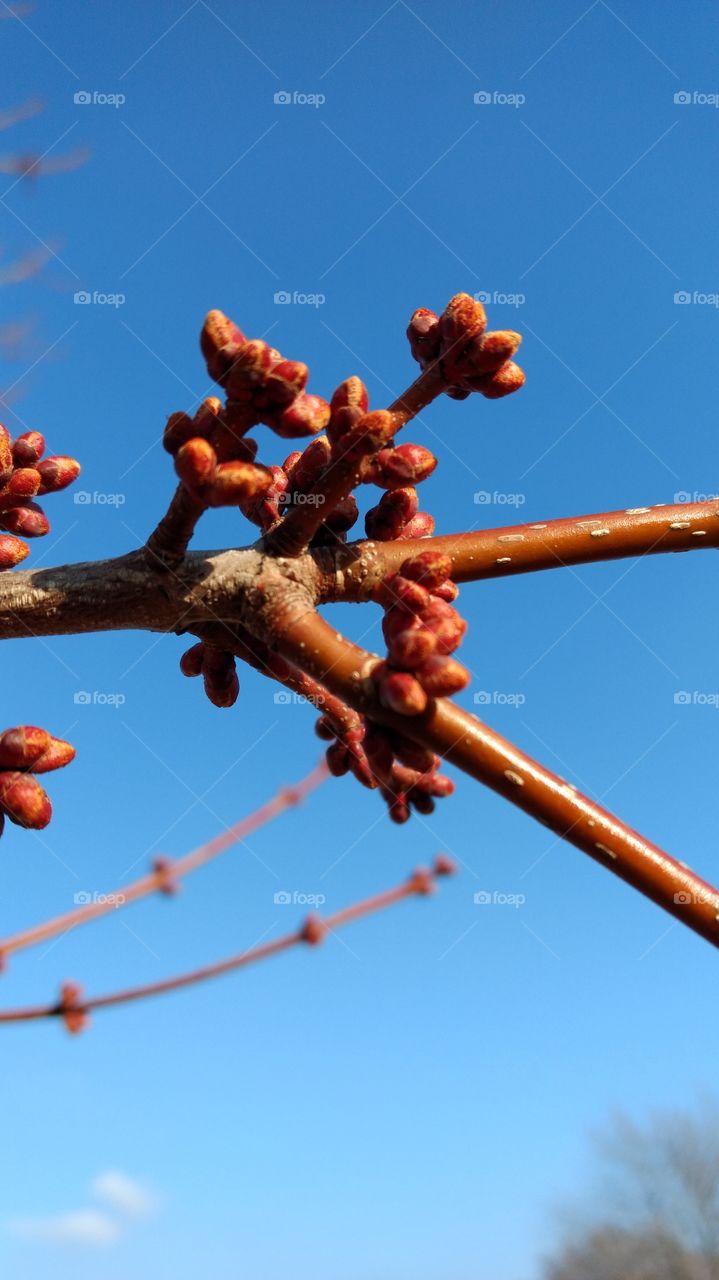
[0,291,718,1027]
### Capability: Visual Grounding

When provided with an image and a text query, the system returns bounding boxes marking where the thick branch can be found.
[324,500,719,601]
[274,610,719,949]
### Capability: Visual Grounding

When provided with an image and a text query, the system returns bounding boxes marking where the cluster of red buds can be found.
[407,293,524,401]
[316,704,454,824]
[0,425,80,569]
[0,725,75,834]
[178,640,239,708]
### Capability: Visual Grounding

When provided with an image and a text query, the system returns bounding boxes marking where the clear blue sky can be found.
[0,2,717,1276]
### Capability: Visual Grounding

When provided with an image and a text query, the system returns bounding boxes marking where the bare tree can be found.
[544,1104,719,1280]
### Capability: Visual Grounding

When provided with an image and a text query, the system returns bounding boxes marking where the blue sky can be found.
[0,1,717,1276]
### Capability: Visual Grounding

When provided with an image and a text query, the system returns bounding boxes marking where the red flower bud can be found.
[31,736,75,774]
[58,981,88,1034]
[262,359,309,408]
[409,789,435,815]
[179,642,205,678]
[432,579,459,603]
[332,410,395,463]
[377,670,428,717]
[207,461,272,507]
[36,456,81,494]
[328,376,369,445]
[407,308,440,366]
[418,773,454,798]
[0,725,50,769]
[0,771,51,828]
[415,654,470,696]
[288,436,331,490]
[387,626,437,669]
[370,442,437,489]
[393,738,437,773]
[200,310,247,384]
[401,550,453,590]
[12,431,45,468]
[0,426,13,485]
[388,794,410,824]
[418,599,467,654]
[163,412,196,455]
[5,467,41,500]
[202,647,240,709]
[0,534,29,568]
[0,502,49,537]
[439,293,487,363]
[475,360,525,399]
[378,574,431,613]
[315,715,336,742]
[460,330,522,376]
[365,486,418,541]
[174,438,217,491]
[270,394,330,438]
[401,511,435,538]
[225,339,274,397]
[326,740,350,776]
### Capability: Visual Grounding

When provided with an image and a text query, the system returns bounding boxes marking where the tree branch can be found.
[273,609,719,948]
[323,500,719,601]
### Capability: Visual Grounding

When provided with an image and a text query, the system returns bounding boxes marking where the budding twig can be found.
[0,761,328,966]
[0,856,456,1029]
[325,501,719,600]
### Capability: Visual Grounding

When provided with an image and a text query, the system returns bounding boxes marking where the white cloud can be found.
[5,1169,159,1249]
[92,1170,157,1218]
[8,1209,120,1246]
